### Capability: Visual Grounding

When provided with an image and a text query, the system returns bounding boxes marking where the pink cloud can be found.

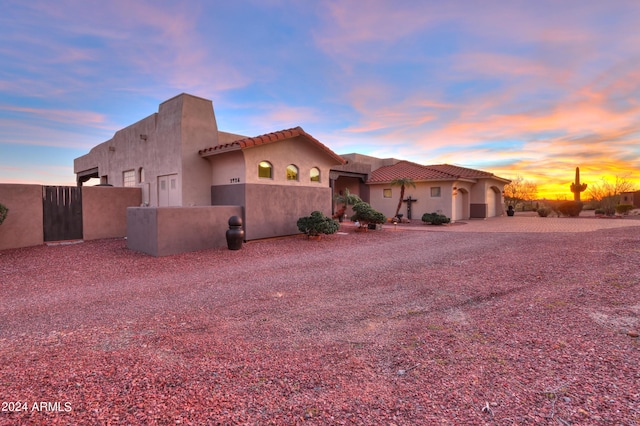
[17,0,250,94]
[0,105,107,126]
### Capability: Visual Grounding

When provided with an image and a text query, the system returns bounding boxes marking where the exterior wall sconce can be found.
[452,186,458,196]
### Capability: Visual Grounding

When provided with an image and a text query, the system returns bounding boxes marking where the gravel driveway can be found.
[1,217,639,425]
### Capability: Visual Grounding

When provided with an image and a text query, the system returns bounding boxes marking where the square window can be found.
[123,170,135,187]
[430,187,441,197]
[383,189,392,198]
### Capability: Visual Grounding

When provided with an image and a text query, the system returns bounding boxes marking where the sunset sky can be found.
[1,1,639,199]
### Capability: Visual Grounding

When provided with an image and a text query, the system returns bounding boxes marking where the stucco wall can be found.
[241,136,338,187]
[368,182,456,220]
[178,95,219,206]
[74,93,218,207]
[244,184,332,240]
[208,150,246,186]
[82,186,141,240]
[210,183,331,240]
[127,206,243,256]
[0,184,144,251]
[0,184,44,251]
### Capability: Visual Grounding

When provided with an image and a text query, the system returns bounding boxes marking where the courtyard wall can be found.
[0,184,141,251]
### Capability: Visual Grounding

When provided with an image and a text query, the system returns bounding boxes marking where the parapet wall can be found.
[127,206,243,256]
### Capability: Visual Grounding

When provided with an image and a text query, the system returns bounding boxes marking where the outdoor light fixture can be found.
[140,134,148,141]
[452,186,458,196]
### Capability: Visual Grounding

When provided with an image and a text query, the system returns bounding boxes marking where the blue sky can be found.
[1,0,639,197]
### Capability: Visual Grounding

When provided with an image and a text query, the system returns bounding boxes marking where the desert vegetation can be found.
[422,212,451,225]
[296,211,339,237]
[503,176,538,211]
[333,188,361,221]
[351,201,386,230]
[0,202,7,225]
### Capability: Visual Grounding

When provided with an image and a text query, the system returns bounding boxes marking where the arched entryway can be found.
[453,188,469,221]
[486,186,502,217]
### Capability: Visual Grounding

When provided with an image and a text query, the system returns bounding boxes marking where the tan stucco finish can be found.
[74,94,218,207]
[82,186,141,240]
[0,184,44,250]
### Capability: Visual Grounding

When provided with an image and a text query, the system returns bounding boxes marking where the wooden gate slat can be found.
[42,186,83,242]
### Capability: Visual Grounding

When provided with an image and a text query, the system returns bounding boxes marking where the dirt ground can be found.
[1,223,639,425]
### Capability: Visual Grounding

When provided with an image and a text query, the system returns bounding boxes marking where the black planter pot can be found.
[226,216,244,250]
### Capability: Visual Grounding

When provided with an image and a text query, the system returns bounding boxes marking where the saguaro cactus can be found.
[570,167,587,201]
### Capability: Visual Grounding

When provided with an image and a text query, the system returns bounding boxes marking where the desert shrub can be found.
[422,212,451,225]
[615,204,634,215]
[351,202,386,228]
[536,207,551,217]
[594,209,605,215]
[0,203,8,225]
[297,211,339,236]
[557,201,583,217]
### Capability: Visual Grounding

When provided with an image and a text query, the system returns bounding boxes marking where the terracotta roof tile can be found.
[427,164,495,179]
[367,160,499,183]
[199,126,345,165]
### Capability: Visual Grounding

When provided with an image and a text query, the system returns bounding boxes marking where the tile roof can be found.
[199,126,345,164]
[367,160,501,183]
[426,164,496,179]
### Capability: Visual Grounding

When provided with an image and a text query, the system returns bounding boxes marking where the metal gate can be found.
[42,186,83,242]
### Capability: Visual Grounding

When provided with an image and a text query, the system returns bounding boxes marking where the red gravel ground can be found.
[1,225,639,425]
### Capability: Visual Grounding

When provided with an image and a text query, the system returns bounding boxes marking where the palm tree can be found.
[390,177,416,218]
[333,188,362,220]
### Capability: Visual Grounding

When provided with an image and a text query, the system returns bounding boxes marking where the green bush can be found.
[0,203,8,226]
[615,204,634,215]
[557,201,583,217]
[421,212,451,225]
[297,211,339,236]
[351,202,386,227]
[536,207,551,217]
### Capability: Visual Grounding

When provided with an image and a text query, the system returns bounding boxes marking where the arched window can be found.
[310,167,320,182]
[286,164,299,181]
[258,161,272,179]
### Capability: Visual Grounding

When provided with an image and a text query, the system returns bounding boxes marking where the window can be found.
[310,167,320,182]
[138,167,145,183]
[383,189,392,198]
[430,187,441,197]
[286,164,299,181]
[258,161,272,179]
[123,170,135,187]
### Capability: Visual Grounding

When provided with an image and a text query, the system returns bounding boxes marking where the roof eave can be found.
[366,177,473,185]
[199,144,242,158]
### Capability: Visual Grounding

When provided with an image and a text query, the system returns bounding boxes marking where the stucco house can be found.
[74,93,509,246]
[331,154,510,222]
[74,93,345,241]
